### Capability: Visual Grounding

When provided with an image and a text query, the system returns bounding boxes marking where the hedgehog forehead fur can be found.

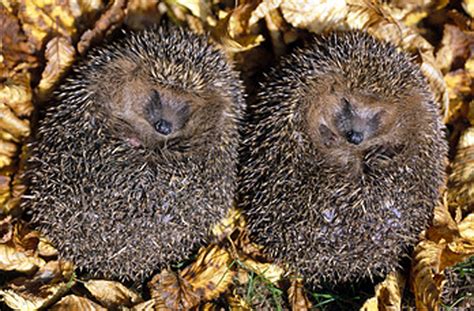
[239,31,447,286]
[24,26,244,283]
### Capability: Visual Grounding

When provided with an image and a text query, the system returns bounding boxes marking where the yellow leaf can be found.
[360,271,405,311]
[463,0,474,17]
[181,245,235,301]
[18,0,77,51]
[0,243,45,272]
[0,72,33,118]
[50,295,107,311]
[249,0,283,25]
[84,279,143,308]
[36,36,76,100]
[212,207,243,238]
[288,278,312,310]
[280,0,347,33]
[0,103,30,139]
[37,236,59,257]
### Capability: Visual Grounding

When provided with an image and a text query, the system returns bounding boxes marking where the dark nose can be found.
[155,119,173,135]
[346,130,364,145]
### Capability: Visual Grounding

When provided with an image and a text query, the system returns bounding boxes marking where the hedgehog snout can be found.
[345,130,364,145]
[155,119,173,135]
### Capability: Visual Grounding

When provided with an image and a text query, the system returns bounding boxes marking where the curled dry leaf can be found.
[280,0,348,33]
[0,103,30,139]
[148,269,201,310]
[0,5,37,77]
[148,245,235,309]
[0,71,34,118]
[212,207,243,239]
[77,0,128,55]
[36,36,76,100]
[212,6,265,53]
[17,0,77,51]
[84,279,143,308]
[0,243,45,272]
[37,236,59,257]
[448,127,474,214]
[360,271,405,311]
[288,278,312,310]
[125,0,161,30]
[435,24,474,74]
[180,245,235,301]
[0,260,75,310]
[170,0,215,25]
[50,294,107,311]
[463,0,474,17]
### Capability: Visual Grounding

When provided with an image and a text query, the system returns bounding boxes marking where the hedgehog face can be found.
[305,80,406,170]
[144,90,191,137]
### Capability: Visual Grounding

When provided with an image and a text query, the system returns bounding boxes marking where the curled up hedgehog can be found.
[238,31,447,287]
[23,26,244,283]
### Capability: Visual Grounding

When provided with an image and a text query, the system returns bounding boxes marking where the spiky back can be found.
[239,31,447,286]
[24,27,244,283]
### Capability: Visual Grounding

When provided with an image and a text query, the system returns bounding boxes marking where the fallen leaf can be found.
[50,294,107,310]
[36,36,76,100]
[0,102,30,139]
[125,0,162,30]
[181,245,235,301]
[360,271,405,311]
[280,0,348,33]
[77,0,128,55]
[18,0,77,51]
[288,278,312,310]
[0,243,45,272]
[0,5,38,77]
[148,269,201,310]
[84,279,143,308]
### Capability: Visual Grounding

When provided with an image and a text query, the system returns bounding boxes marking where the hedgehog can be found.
[238,31,447,286]
[23,26,244,283]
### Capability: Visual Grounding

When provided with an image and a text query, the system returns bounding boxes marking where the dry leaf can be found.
[125,0,162,30]
[435,24,474,74]
[280,0,348,33]
[249,0,283,25]
[212,207,243,239]
[0,260,75,310]
[0,103,30,139]
[50,294,107,310]
[288,278,312,310]
[213,8,265,53]
[84,279,143,308]
[463,0,474,17]
[360,271,405,311]
[448,127,474,214]
[37,236,59,257]
[36,36,76,100]
[0,243,45,272]
[148,269,201,310]
[181,245,235,301]
[170,0,214,24]
[410,240,445,311]
[0,5,37,77]
[77,0,127,55]
[18,0,77,51]
[0,71,34,117]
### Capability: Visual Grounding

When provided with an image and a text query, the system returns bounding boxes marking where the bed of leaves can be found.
[0,0,473,310]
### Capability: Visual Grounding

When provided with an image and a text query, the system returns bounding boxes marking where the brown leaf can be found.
[0,243,45,272]
[280,0,348,33]
[18,0,77,51]
[463,0,474,17]
[288,278,312,310]
[148,245,235,309]
[125,0,162,30]
[410,240,445,311]
[0,260,74,310]
[0,5,38,77]
[50,295,107,311]
[77,0,127,55]
[436,25,474,73]
[0,71,34,118]
[448,127,474,214]
[36,36,76,100]
[0,102,30,139]
[148,269,201,310]
[181,245,235,301]
[426,203,460,243]
[360,271,405,311]
[84,279,143,308]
